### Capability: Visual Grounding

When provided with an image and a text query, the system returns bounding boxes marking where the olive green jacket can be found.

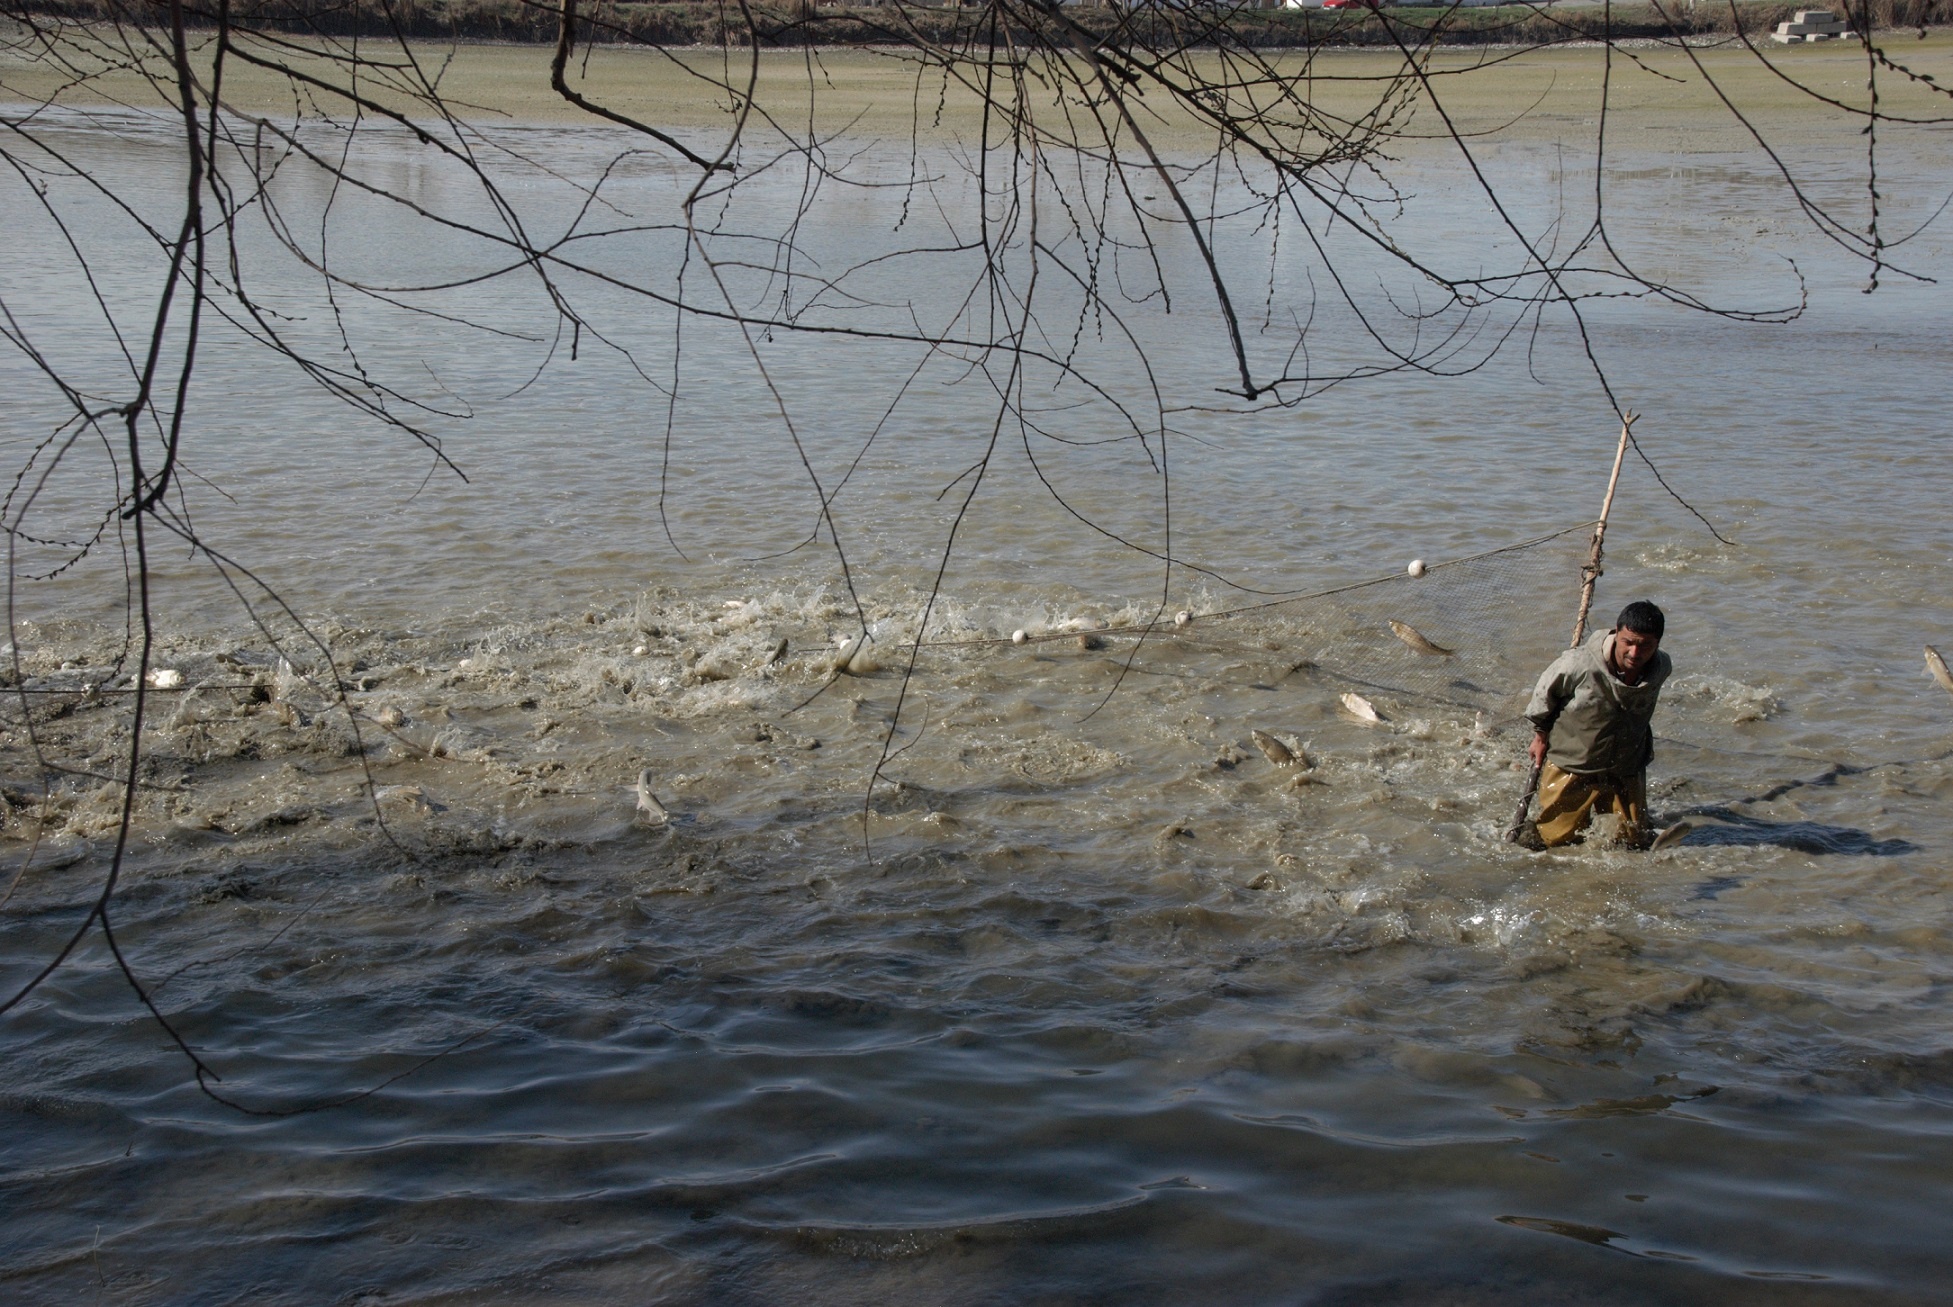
[1525,629,1671,777]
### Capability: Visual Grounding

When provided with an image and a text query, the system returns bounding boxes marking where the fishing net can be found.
[917,522,1600,726]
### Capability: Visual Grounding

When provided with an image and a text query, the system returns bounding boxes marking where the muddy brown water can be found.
[3,97,1952,1304]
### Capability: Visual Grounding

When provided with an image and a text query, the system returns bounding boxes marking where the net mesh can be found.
[918,523,1599,725]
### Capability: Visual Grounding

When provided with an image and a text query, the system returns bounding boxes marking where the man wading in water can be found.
[1516,600,1671,850]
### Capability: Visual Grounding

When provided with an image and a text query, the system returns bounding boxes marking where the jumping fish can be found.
[1649,821,1694,852]
[1387,620,1455,657]
[1340,691,1382,724]
[634,769,670,829]
[1250,729,1302,767]
[1926,645,1953,697]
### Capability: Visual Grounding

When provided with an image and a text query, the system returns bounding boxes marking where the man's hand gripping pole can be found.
[1504,760,1544,843]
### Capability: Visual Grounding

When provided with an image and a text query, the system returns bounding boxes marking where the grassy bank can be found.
[18,0,1953,50]
[7,26,1949,148]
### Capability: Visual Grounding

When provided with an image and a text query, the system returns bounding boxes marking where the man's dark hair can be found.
[1616,600,1665,640]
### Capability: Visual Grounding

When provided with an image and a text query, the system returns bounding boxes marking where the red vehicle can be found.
[1320,0,1388,8]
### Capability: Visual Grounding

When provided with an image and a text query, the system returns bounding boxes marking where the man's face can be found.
[1612,626,1661,681]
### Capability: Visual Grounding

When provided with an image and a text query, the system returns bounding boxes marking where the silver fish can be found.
[1388,620,1455,657]
[1649,821,1694,851]
[1926,646,1953,697]
[634,769,670,828]
[763,636,789,667]
[1340,691,1382,724]
[1250,729,1301,767]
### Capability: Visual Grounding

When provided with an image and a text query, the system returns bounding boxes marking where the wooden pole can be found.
[1505,411,1637,843]
[1569,411,1637,649]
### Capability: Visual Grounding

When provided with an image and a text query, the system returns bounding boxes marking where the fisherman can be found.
[1517,600,1671,850]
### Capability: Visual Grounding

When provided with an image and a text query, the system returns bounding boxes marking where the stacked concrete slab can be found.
[1772,9,1850,42]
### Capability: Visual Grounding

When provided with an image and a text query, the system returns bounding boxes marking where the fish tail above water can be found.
[634,769,670,828]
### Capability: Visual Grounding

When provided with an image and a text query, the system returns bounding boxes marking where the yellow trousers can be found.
[1535,762,1648,848]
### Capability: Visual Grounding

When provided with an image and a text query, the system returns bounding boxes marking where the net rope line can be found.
[909,521,1602,652]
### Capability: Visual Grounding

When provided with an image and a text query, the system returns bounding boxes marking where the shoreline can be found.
[7,28,1949,144]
